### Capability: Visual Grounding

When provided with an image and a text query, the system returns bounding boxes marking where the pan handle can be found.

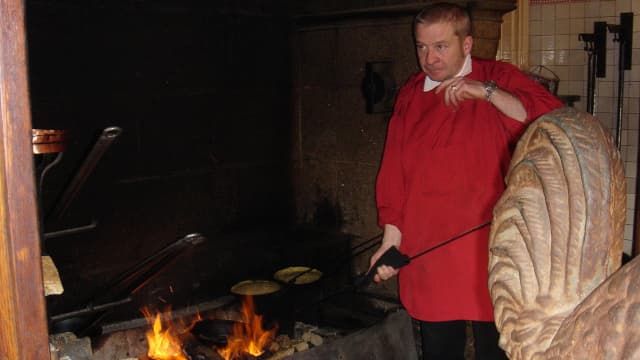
[47,126,123,221]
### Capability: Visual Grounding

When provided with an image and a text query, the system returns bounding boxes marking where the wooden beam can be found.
[0,0,50,358]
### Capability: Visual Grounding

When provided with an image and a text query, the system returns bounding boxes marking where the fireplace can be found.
[51,294,415,360]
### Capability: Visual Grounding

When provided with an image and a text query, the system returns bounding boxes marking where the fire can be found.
[141,307,189,360]
[218,295,277,360]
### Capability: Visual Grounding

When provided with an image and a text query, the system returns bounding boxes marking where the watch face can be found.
[484,81,497,101]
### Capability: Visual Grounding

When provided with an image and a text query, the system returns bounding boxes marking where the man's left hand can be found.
[435,76,485,107]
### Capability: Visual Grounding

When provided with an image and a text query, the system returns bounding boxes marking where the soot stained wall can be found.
[27,1,293,316]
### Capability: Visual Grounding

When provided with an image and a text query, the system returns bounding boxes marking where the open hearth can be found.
[51,289,415,360]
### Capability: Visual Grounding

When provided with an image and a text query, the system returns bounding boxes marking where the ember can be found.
[218,296,277,360]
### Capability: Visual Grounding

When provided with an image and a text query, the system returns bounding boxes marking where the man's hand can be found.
[369,224,402,282]
[435,76,485,107]
[435,76,527,122]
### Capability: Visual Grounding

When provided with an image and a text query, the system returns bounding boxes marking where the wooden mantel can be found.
[0,0,50,358]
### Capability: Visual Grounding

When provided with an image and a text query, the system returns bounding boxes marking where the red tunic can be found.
[376,58,563,321]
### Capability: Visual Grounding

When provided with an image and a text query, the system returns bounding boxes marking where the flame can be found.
[218,296,277,360]
[142,307,189,360]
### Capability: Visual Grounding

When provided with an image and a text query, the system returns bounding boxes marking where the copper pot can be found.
[32,129,70,154]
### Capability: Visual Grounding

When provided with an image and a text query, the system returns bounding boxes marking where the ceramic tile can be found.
[628,146,638,162]
[633,0,640,13]
[616,0,632,13]
[625,212,633,225]
[530,5,542,21]
[570,2,585,19]
[556,4,570,19]
[585,1,600,18]
[630,82,640,98]
[568,49,586,66]
[627,194,637,210]
[622,145,630,162]
[628,128,639,146]
[530,51,542,66]
[530,20,542,36]
[600,2,616,17]
[530,35,542,51]
[627,176,637,195]
[599,81,615,96]
[557,81,567,94]
[571,34,584,50]
[624,225,633,242]
[556,49,570,65]
[556,34,570,50]
[569,65,585,81]
[568,80,584,94]
[542,50,555,65]
[629,146,639,163]
[570,18,584,35]
[606,31,617,50]
[542,35,555,51]
[541,4,555,19]
[598,94,615,113]
[628,99,640,116]
[622,130,631,146]
[623,112,636,130]
[623,239,632,254]
[626,161,638,177]
[553,65,569,81]
[606,51,615,66]
[597,115,614,132]
[555,20,570,35]
[604,65,617,82]
[542,17,556,35]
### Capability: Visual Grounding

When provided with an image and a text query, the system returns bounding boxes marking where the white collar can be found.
[423,55,472,92]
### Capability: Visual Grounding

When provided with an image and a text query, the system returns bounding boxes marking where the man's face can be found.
[414,21,472,82]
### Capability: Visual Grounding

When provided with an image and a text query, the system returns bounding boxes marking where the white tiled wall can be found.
[529,0,640,255]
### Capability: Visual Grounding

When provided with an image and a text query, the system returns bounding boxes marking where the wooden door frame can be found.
[0,0,51,358]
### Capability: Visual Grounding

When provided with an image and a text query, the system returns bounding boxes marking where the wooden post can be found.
[0,0,51,358]
[635,111,640,258]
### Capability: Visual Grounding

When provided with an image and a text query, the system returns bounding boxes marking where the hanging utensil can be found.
[47,126,122,222]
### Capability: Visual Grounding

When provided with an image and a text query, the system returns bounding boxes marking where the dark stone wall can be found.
[27,1,295,317]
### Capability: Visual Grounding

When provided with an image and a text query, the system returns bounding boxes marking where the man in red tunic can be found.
[370,3,563,359]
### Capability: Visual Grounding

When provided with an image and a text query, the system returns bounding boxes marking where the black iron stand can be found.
[608,13,634,150]
[579,21,607,115]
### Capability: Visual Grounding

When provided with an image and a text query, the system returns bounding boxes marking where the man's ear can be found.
[463,36,473,56]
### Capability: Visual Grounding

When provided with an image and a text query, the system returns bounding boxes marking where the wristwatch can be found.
[484,80,497,102]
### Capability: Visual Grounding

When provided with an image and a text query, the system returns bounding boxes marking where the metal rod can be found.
[43,220,98,239]
[579,33,596,114]
[49,297,132,322]
[615,41,625,149]
[408,220,492,261]
[48,126,122,221]
[100,296,235,334]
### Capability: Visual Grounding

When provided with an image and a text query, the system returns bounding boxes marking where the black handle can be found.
[354,246,410,287]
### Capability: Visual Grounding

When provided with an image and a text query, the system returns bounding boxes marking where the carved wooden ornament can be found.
[489,107,640,359]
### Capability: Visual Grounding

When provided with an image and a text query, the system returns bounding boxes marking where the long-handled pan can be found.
[355,220,492,286]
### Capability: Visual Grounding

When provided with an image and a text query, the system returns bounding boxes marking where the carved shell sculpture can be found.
[488,107,640,359]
